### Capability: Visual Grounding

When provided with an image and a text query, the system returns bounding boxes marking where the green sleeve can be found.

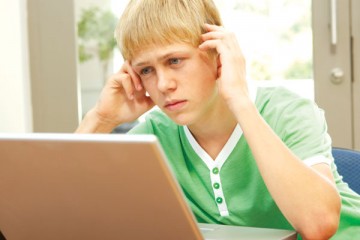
[257,87,332,161]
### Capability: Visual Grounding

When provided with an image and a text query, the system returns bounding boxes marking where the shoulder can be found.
[145,109,178,131]
[255,87,324,126]
[255,86,313,112]
[128,109,184,165]
[128,109,179,135]
[255,87,332,160]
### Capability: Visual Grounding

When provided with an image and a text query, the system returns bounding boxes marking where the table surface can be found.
[199,223,297,240]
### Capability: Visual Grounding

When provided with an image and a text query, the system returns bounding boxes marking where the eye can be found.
[140,67,152,75]
[169,58,181,65]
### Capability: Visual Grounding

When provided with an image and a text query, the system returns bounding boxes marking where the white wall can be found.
[0,0,32,132]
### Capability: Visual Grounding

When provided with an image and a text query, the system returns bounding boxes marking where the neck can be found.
[187,99,238,159]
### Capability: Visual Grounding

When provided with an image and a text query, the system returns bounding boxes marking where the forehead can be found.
[131,43,197,66]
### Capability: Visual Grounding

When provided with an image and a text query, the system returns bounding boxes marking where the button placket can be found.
[183,125,243,217]
[210,165,229,216]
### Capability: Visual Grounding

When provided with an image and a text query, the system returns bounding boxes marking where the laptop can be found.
[0,133,296,240]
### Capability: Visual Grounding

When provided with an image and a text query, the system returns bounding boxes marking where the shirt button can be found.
[216,197,223,204]
[213,183,220,189]
[212,167,219,174]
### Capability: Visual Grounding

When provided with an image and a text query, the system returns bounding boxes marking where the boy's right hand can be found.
[76,61,154,133]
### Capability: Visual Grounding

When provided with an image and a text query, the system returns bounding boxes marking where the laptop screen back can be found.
[0,133,202,240]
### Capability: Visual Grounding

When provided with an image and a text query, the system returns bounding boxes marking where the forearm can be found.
[234,98,340,239]
[75,108,119,133]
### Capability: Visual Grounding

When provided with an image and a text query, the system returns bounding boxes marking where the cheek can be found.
[141,78,154,91]
[197,58,218,82]
[197,65,218,88]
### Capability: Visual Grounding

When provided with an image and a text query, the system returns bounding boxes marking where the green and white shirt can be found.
[129,87,360,239]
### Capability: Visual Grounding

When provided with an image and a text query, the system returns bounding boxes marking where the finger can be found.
[123,61,143,91]
[135,89,155,106]
[199,39,222,52]
[120,74,136,100]
[105,73,124,88]
[204,23,225,32]
[201,31,225,41]
[144,96,155,109]
[131,88,155,113]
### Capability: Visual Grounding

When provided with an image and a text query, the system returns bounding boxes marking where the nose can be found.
[156,69,176,92]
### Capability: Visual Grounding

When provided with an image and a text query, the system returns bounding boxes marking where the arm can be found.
[200,24,341,239]
[75,61,154,133]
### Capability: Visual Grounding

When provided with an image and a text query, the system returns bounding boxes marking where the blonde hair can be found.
[115,0,222,60]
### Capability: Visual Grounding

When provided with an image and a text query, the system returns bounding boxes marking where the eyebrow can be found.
[132,51,189,67]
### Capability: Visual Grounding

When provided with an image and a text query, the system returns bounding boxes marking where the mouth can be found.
[164,99,187,111]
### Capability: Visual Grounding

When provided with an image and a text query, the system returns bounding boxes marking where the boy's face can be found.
[131,43,220,126]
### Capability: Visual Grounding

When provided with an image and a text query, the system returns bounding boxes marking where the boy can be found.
[76,0,360,239]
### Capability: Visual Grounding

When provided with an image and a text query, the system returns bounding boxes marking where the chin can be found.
[169,117,190,126]
[167,113,194,126]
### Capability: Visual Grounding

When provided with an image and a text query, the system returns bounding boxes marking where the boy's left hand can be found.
[199,24,251,112]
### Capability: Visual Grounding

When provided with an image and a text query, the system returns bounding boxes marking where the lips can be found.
[164,99,187,111]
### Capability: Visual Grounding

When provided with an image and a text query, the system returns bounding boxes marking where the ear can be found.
[216,54,222,78]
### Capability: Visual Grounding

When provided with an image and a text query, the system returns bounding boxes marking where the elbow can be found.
[298,194,341,240]
[298,207,341,240]
[299,218,339,240]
